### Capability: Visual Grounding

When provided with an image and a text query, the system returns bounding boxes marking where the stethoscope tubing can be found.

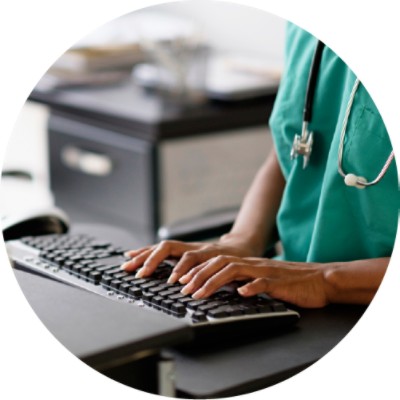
[295,39,394,187]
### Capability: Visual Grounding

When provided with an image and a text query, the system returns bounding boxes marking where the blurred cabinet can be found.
[30,81,276,244]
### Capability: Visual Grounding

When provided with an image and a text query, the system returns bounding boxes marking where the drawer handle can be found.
[61,145,113,176]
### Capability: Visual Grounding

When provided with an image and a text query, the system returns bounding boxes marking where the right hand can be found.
[121,239,254,284]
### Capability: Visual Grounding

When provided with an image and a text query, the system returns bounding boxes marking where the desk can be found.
[170,305,365,398]
[9,224,366,398]
[13,264,365,398]
[14,268,192,396]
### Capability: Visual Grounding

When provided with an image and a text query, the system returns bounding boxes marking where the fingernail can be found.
[120,262,129,270]
[181,283,193,295]
[238,287,248,295]
[179,274,190,284]
[167,272,178,284]
[192,288,206,299]
[135,268,145,278]
[123,251,131,258]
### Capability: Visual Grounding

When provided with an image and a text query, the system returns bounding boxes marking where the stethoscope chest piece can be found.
[290,40,325,170]
[291,122,314,169]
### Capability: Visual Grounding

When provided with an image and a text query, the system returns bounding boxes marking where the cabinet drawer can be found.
[48,114,157,232]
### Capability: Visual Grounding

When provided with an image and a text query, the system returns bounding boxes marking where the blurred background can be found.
[2,0,286,246]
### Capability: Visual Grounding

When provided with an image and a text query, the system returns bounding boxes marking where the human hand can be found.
[121,239,254,284]
[179,256,334,308]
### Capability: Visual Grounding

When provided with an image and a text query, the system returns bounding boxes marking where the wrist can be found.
[322,263,344,304]
[321,260,386,305]
[219,232,263,257]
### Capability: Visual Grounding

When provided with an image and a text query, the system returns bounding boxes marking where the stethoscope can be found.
[290,40,395,189]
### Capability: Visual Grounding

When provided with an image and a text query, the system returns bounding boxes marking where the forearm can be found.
[220,146,285,256]
[324,257,389,305]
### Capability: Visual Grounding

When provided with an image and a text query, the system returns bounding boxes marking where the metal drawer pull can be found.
[61,145,113,176]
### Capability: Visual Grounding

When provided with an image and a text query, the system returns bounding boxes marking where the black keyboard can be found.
[7,233,300,342]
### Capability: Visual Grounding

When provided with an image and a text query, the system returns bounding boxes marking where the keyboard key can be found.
[71,264,85,275]
[88,271,102,285]
[151,296,164,306]
[96,265,120,273]
[112,272,129,280]
[69,255,84,262]
[211,290,235,300]
[168,293,186,301]
[130,278,150,286]
[159,290,176,298]
[128,287,142,299]
[53,256,67,265]
[103,267,122,276]
[187,299,208,310]
[192,311,207,322]
[238,304,258,315]
[271,302,287,312]
[171,303,186,316]
[225,305,244,316]
[142,292,153,303]
[161,299,174,309]
[80,260,95,266]
[110,279,122,290]
[121,275,139,283]
[149,285,166,294]
[256,304,273,313]
[166,286,183,294]
[141,281,162,290]
[198,301,225,312]
[81,267,94,277]
[63,260,75,270]
[119,282,132,293]
[101,276,114,287]
[177,297,194,306]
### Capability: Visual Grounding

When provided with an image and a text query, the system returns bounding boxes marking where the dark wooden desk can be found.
[170,304,365,398]
[13,265,365,398]
[8,224,366,398]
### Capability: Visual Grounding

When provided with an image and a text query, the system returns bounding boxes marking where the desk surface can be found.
[12,267,366,398]
[30,80,275,139]
[10,224,367,397]
[14,269,191,369]
[170,304,365,398]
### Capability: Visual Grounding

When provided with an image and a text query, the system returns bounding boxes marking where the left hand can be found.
[179,256,335,308]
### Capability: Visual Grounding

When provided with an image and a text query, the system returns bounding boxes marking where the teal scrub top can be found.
[269,23,399,263]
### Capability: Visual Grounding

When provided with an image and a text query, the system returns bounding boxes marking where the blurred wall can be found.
[143,0,286,62]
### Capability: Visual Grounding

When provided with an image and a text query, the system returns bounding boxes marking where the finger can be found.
[139,241,194,278]
[191,260,253,299]
[168,247,217,284]
[191,262,274,299]
[123,246,152,259]
[178,263,205,284]
[120,248,154,272]
[237,278,272,297]
[181,255,237,295]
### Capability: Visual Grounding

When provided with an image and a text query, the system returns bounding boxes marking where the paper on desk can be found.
[205,53,282,100]
[50,11,199,73]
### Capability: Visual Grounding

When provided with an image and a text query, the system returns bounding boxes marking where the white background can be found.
[1,1,399,400]
[153,0,286,59]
